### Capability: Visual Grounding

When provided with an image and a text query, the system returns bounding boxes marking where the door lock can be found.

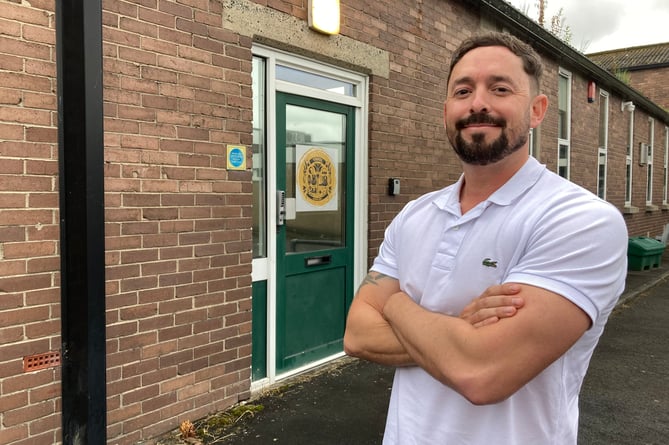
[276,190,286,226]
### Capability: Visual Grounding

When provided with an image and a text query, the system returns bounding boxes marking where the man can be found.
[344,32,627,444]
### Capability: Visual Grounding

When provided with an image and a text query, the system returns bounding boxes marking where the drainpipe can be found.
[55,0,107,442]
[623,101,635,156]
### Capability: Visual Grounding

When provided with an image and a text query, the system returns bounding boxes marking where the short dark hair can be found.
[447,32,544,92]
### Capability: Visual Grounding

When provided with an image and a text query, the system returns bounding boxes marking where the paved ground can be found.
[578,277,669,444]
[156,248,669,444]
[214,358,393,444]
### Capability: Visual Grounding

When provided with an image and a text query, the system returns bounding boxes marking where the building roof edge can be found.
[462,0,669,121]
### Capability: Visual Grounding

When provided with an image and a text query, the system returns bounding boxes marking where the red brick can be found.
[0,274,53,293]
[2,240,57,258]
[0,326,23,345]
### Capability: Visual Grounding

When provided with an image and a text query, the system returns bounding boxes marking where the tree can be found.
[549,7,572,44]
[533,0,573,45]
[537,0,545,27]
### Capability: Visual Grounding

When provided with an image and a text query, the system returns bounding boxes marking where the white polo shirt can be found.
[373,157,627,445]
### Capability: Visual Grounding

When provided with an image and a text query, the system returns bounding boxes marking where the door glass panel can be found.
[285,105,346,253]
[252,56,267,258]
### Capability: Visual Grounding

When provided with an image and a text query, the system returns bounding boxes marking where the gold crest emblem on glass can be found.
[298,148,336,207]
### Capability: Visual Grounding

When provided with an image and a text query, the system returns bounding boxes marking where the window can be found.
[252,56,268,258]
[624,107,635,207]
[557,69,571,179]
[662,127,669,205]
[528,127,539,158]
[251,46,367,262]
[646,118,655,206]
[597,90,609,199]
[276,65,356,97]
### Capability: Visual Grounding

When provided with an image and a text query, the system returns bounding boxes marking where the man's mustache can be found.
[455,113,506,130]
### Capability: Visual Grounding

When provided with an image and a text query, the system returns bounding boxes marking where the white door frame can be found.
[251,45,369,391]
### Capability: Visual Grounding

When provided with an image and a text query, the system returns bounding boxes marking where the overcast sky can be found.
[506,0,669,53]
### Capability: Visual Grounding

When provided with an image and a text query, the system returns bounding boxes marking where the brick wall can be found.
[0,0,62,443]
[2,0,669,443]
[629,66,669,111]
[363,0,475,263]
[1,0,256,443]
[101,0,254,442]
[536,62,669,237]
[622,111,669,236]
[626,64,669,237]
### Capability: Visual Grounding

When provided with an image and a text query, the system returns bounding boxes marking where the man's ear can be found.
[530,94,548,128]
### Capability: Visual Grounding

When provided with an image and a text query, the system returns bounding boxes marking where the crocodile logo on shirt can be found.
[482,258,498,268]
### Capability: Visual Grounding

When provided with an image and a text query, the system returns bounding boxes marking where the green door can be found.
[275,93,355,373]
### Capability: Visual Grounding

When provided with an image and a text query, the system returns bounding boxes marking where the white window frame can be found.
[646,118,655,206]
[597,90,609,199]
[528,127,539,159]
[662,126,669,206]
[624,107,635,207]
[557,69,571,179]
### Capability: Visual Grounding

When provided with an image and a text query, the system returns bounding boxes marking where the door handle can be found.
[276,190,286,226]
[305,255,332,267]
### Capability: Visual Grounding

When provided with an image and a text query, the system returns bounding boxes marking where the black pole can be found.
[56,0,107,442]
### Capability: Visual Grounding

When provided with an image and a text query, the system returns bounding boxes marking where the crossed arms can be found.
[343,271,590,405]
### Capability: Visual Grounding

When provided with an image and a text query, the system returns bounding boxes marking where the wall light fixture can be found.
[308,0,340,35]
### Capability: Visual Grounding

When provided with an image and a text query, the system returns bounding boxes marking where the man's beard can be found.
[449,113,528,166]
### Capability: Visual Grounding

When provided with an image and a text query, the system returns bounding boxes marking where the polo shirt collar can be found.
[433,156,545,212]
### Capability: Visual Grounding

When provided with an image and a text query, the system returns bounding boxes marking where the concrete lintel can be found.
[223,0,389,78]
